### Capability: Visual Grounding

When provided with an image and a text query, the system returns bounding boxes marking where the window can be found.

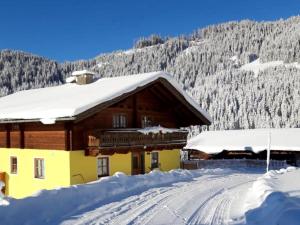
[113,114,127,128]
[151,152,159,169]
[34,158,45,179]
[10,157,17,174]
[141,116,153,128]
[97,157,109,177]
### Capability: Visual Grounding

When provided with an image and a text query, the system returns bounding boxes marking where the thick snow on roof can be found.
[0,71,211,124]
[185,128,300,154]
[71,70,96,76]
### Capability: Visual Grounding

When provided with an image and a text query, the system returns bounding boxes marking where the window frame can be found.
[151,152,159,169]
[141,115,153,128]
[10,156,18,174]
[97,157,109,178]
[34,158,45,179]
[112,114,127,128]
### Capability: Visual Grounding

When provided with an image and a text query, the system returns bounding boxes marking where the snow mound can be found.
[0,168,228,225]
[243,167,300,225]
[240,58,300,77]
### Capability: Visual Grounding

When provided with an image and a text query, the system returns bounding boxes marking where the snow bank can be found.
[0,168,227,225]
[240,58,300,77]
[243,167,300,225]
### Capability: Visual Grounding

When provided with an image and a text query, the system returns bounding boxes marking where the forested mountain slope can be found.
[1,16,300,130]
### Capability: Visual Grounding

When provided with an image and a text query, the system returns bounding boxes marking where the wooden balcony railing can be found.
[86,128,188,156]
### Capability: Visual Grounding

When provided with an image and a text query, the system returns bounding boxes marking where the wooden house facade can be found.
[0,71,211,198]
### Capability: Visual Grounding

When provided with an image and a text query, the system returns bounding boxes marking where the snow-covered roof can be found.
[0,71,211,124]
[71,70,96,76]
[65,76,76,83]
[185,128,300,153]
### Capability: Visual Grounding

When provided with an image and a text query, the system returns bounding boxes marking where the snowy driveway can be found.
[62,171,261,225]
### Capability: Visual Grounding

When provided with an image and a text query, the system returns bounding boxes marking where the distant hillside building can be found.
[184,129,300,166]
[0,71,211,198]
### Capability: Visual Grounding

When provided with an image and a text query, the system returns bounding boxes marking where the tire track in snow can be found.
[62,175,220,225]
[104,176,221,225]
[62,187,174,225]
[124,175,228,225]
[138,173,258,225]
[61,172,261,225]
[187,177,256,225]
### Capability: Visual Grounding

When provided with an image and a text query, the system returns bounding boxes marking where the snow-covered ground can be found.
[0,167,299,225]
[243,167,300,225]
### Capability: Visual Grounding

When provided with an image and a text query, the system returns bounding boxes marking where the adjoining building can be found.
[0,71,211,198]
[184,128,300,166]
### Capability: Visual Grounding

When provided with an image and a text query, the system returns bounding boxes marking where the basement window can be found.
[97,157,109,177]
[34,158,45,179]
[10,156,18,174]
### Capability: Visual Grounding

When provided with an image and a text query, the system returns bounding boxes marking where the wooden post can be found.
[19,124,24,149]
[132,94,138,128]
[65,122,73,151]
[5,124,10,148]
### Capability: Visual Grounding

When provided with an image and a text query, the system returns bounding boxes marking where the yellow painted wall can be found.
[144,149,181,173]
[0,148,179,198]
[69,151,132,185]
[159,149,181,171]
[0,148,71,199]
[108,153,132,175]
[145,152,151,173]
[70,151,97,185]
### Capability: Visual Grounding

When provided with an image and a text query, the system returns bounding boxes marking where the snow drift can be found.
[0,168,226,225]
[243,167,300,225]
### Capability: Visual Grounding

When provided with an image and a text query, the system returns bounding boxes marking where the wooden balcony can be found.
[86,128,188,156]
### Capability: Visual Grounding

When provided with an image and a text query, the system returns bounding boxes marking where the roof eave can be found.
[0,117,76,124]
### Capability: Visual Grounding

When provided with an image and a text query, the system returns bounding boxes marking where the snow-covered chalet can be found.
[0,70,211,198]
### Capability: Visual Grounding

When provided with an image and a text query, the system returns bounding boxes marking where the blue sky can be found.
[0,0,299,62]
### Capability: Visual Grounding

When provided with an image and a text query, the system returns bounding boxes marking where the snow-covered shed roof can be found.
[71,70,96,76]
[185,128,300,154]
[0,71,211,124]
